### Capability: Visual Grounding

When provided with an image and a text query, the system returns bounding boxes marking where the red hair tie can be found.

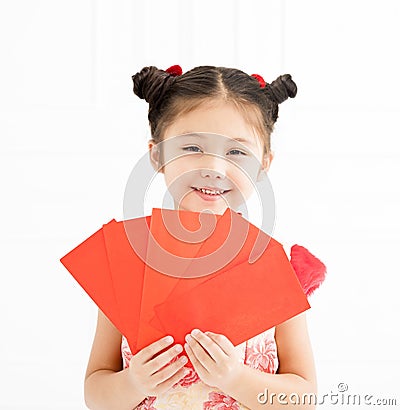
[165,65,182,76]
[251,73,266,88]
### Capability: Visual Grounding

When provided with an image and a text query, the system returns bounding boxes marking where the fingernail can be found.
[174,344,183,352]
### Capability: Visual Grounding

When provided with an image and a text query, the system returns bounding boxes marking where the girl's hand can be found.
[128,335,188,397]
[184,329,243,392]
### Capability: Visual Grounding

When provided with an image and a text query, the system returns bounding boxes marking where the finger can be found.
[185,334,214,373]
[144,343,184,375]
[155,365,189,395]
[189,329,228,362]
[204,331,235,356]
[135,335,175,365]
[184,341,207,380]
[152,354,188,386]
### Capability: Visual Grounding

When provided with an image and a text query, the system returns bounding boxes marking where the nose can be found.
[199,153,227,179]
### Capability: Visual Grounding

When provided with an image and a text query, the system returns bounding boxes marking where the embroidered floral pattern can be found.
[245,329,278,373]
[203,391,240,409]
[136,396,157,410]
[179,365,201,387]
[121,336,133,369]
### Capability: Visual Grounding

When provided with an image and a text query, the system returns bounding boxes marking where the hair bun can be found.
[131,66,177,106]
[266,74,297,104]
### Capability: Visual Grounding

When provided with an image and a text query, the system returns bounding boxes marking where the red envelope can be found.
[136,207,222,351]
[59,220,125,335]
[148,207,258,333]
[102,216,151,353]
[167,208,273,298]
[153,242,310,349]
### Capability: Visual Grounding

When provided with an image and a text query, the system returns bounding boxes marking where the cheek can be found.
[163,159,192,188]
[229,166,255,191]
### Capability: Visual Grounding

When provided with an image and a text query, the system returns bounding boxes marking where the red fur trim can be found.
[289,244,326,297]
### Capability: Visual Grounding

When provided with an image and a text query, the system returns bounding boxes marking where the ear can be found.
[256,150,274,182]
[148,139,164,173]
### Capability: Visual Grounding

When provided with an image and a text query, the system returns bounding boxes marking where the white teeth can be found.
[195,187,225,195]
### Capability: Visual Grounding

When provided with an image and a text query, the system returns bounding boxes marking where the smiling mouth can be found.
[191,187,231,195]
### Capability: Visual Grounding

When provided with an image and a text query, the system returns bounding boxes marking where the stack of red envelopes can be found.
[60,207,310,365]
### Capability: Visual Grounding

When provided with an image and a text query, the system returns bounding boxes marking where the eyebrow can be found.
[181,132,257,147]
[233,137,253,144]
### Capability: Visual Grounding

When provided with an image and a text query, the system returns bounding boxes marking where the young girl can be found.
[83,65,319,410]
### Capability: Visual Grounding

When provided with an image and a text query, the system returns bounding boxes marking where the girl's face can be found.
[148,100,273,215]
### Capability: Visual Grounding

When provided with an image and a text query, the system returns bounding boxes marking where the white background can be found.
[1,1,399,408]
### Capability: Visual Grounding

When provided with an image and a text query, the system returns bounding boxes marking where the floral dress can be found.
[121,327,278,410]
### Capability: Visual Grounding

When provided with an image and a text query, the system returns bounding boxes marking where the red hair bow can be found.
[165,65,182,76]
[251,73,266,88]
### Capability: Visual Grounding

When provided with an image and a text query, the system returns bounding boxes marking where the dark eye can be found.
[228,149,247,155]
[182,146,202,153]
